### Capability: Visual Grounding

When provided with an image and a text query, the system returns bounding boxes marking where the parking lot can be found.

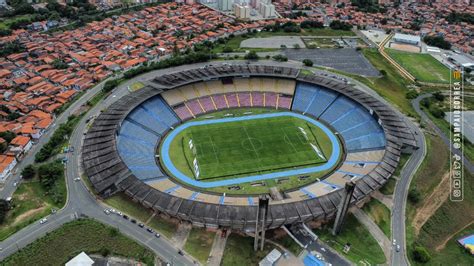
[285,48,380,77]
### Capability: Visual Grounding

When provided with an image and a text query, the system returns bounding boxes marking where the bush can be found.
[272,54,288,62]
[429,106,445,119]
[380,69,387,76]
[223,46,233,53]
[244,51,258,60]
[0,199,9,224]
[21,165,36,179]
[329,20,352,31]
[408,188,421,204]
[405,90,419,99]
[302,59,313,67]
[433,91,445,102]
[420,98,431,108]
[413,245,431,263]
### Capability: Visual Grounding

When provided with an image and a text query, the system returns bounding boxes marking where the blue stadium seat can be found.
[292,83,319,112]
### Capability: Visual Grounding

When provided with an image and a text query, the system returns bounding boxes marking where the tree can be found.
[22,165,36,179]
[408,188,421,203]
[0,199,9,224]
[433,91,445,102]
[272,54,288,62]
[303,59,313,67]
[52,59,68,69]
[223,46,233,53]
[244,51,258,60]
[423,36,451,50]
[405,90,418,100]
[413,245,431,263]
[329,20,352,31]
[429,106,445,119]
[0,131,16,143]
[293,44,301,49]
[38,161,63,190]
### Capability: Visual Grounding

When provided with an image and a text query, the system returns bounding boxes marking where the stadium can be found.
[82,65,417,231]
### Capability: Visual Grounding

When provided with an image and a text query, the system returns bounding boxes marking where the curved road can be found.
[0,60,427,266]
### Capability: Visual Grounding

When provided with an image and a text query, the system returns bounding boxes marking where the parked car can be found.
[74,177,81,182]
[147,228,154,233]
[155,233,161,238]
[138,223,144,228]
[123,215,129,220]
[130,219,137,224]
[39,218,48,224]
[396,245,400,252]
[104,209,110,215]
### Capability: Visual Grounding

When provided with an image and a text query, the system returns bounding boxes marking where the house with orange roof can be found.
[0,154,17,181]
[9,135,32,156]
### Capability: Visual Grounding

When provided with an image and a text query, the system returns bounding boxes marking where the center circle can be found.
[241,138,263,152]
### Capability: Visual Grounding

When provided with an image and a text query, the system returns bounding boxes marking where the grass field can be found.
[315,214,386,265]
[362,199,391,237]
[2,219,155,265]
[386,49,450,83]
[0,177,66,241]
[104,193,177,238]
[183,228,214,263]
[162,108,340,194]
[221,233,278,266]
[173,115,330,180]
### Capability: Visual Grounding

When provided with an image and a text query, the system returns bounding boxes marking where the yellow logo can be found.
[453,70,462,79]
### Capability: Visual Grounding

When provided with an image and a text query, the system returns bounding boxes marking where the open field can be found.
[221,233,278,266]
[2,219,155,265]
[405,133,474,264]
[104,193,177,238]
[315,214,386,265]
[0,177,66,241]
[183,228,214,263]
[386,49,450,83]
[171,115,330,180]
[362,199,391,237]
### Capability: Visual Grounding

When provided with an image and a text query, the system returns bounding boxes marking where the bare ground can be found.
[12,206,46,226]
[413,172,450,235]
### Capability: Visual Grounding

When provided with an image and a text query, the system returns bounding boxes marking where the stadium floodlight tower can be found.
[332,181,355,236]
[254,195,270,251]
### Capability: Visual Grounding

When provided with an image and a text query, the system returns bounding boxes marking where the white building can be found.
[65,252,94,266]
[259,2,275,18]
[393,33,421,46]
[259,249,282,266]
[218,0,233,11]
[0,155,17,182]
[234,4,251,19]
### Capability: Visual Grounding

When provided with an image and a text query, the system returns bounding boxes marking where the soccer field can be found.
[386,49,451,83]
[166,114,333,181]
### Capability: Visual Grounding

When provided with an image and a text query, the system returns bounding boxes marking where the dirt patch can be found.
[413,171,450,235]
[12,206,47,226]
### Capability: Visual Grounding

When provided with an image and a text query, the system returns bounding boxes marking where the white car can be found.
[117,211,123,216]
[74,177,81,182]
[39,218,47,224]
[393,239,397,245]
[396,245,401,252]
[104,209,110,215]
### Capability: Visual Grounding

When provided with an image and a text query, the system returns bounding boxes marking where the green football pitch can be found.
[170,115,332,181]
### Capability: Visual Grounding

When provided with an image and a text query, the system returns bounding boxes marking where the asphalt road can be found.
[0,60,428,266]
[413,93,474,174]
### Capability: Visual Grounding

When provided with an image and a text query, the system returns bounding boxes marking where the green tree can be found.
[303,59,313,67]
[0,199,9,224]
[0,131,16,143]
[244,51,258,60]
[413,245,431,263]
[21,165,36,179]
[38,161,63,190]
